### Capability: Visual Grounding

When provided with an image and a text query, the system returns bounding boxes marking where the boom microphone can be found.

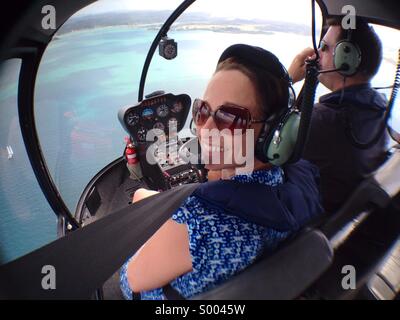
[318,63,349,74]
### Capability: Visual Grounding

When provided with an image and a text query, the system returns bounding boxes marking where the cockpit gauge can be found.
[119,93,191,146]
[137,127,147,142]
[171,101,183,113]
[126,112,139,126]
[153,122,165,131]
[142,108,154,120]
[156,104,169,118]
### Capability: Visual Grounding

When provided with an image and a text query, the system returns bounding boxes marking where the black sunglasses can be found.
[319,40,331,52]
[192,99,268,133]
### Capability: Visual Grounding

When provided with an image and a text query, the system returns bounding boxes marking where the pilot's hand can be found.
[132,188,159,203]
[288,47,316,84]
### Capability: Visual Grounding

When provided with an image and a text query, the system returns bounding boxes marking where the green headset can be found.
[217,44,301,166]
[256,106,300,166]
[333,29,362,76]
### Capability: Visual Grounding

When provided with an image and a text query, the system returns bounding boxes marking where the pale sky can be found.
[76,0,321,25]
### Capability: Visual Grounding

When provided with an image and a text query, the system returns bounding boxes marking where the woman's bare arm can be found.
[132,188,159,202]
[128,187,192,292]
[126,218,192,292]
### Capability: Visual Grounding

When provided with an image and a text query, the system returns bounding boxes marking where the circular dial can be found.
[156,104,169,118]
[171,101,183,113]
[142,108,154,120]
[126,112,139,126]
[137,127,147,142]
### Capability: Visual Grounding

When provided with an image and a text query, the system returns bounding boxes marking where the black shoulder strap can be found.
[0,183,200,299]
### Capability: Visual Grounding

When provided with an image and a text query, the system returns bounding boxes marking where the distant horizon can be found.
[75,8,174,18]
[59,9,312,37]
[73,0,320,25]
[71,9,310,26]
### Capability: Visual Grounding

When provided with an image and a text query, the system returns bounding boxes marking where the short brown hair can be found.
[216,57,289,119]
[326,18,382,79]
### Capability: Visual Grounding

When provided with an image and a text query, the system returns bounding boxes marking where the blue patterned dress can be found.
[120,167,290,300]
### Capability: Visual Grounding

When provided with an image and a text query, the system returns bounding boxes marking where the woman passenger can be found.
[120,44,321,299]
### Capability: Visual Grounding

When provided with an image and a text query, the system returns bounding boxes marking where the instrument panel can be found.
[118,92,202,191]
[118,93,191,144]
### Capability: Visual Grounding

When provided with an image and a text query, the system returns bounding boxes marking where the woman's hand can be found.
[132,188,159,203]
[207,168,249,181]
[288,47,316,84]
[207,170,222,181]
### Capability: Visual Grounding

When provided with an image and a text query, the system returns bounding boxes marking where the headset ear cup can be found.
[254,73,296,165]
[333,40,361,76]
[266,111,300,166]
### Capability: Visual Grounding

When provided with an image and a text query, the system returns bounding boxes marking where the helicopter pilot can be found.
[288,18,388,213]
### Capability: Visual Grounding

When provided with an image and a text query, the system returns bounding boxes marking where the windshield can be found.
[28,0,398,250]
[0,60,56,264]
